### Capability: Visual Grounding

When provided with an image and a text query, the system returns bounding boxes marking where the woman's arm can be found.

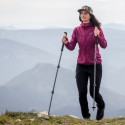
[64,28,77,51]
[97,27,107,49]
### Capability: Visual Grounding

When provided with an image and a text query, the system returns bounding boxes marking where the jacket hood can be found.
[80,22,93,28]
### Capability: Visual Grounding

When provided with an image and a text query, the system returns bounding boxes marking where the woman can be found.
[62,5,107,120]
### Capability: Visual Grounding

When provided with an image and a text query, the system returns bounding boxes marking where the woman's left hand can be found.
[94,27,100,36]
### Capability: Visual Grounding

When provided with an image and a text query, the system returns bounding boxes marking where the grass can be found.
[0,110,125,125]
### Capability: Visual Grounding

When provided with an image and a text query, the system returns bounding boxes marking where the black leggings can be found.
[75,63,105,118]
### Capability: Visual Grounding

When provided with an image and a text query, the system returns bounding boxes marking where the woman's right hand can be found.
[62,36,68,44]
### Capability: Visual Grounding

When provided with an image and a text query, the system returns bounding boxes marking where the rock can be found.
[69,115,80,119]
[16,119,21,122]
[37,111,49,119]
[52,115,59,117]
[31,118,35,121]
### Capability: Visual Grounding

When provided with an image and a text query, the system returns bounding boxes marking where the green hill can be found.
[0,111,125,125]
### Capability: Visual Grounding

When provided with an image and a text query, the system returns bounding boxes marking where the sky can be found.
[0,0,125,29]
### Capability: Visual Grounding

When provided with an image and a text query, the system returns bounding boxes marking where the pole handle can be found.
[94,25,98,36]
[61,32,67,51]
[94,25,97,45]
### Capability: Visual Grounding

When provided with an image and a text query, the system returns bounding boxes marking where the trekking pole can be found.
[92,25,97,111]
[48,32,67,115]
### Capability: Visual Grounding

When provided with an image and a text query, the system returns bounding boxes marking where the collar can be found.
[80,22,93,28]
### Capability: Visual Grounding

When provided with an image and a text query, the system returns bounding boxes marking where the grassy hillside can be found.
[0,111,125,125]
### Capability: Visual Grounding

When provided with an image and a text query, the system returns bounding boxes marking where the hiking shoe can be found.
[96,102,105,120]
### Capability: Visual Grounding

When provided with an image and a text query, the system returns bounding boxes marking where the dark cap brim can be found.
[78,9,89,12]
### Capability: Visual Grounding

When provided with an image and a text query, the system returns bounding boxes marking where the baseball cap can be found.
[78,5,93,15]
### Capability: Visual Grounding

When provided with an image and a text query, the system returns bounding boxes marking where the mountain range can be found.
[0,23,125,119]
[0,63,125,119]
[0,39,73,84]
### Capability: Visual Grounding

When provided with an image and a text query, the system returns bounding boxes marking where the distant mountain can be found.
[105,108,125,118]
[104,66,125,96]
[0,25,18,30]
[0,63,77,114]
[0,63,125,119]
[0,39,73,85]
[0,27,125,96]
[0,28,77,59]
[44,26,65,29]
[0,27,125,66]
[102,23,125,31]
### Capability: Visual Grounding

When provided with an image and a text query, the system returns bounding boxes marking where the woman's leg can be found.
[89,63,105,109]
[75,64,91,118]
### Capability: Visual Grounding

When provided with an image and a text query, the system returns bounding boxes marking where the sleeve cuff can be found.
[64,41,69,45]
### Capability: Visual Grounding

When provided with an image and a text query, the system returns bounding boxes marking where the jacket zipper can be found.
[84,27,87,65]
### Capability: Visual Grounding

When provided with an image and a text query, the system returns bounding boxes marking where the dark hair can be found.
[79,12,101,27]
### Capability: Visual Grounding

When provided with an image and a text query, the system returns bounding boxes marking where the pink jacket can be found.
[64,22,107,65]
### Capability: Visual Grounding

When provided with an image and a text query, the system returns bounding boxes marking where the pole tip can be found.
[92,107,96,111]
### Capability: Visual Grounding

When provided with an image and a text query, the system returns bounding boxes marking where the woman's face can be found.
[80,10,91,23]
